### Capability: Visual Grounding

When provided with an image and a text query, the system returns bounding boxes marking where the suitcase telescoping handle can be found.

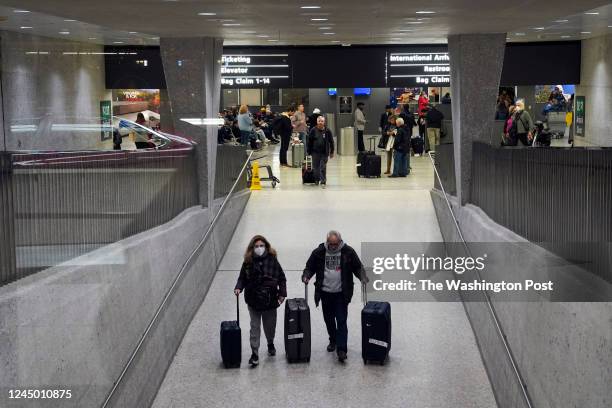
[235,293,240,326]
[362,281,367,305]
[305,282,308,305]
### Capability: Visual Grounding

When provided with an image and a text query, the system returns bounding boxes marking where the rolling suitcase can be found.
[292,143,305,168]
[356,151,374,176]
[220,294,241,368]
[360,154,381,178]
[302,155,317,184]
[411,136,424,155]
[284,284,311,363]
[361,283,391,365]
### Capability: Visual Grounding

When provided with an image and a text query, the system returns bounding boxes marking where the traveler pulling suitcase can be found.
[292,142,305,168]
[284,284,311,363]
[361,283,391,365]
[302,155,317,184]
[220,294,241,368]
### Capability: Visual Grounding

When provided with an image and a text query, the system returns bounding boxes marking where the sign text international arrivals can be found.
[387,52,450,87]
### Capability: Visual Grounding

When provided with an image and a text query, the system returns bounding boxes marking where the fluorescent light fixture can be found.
[256,34,270,38]
[301,6,321,9]
[59,31,70,35]
[198,12,217,15]
[554,19,569,23]
[514,32,526,36]
[322,32,335,35]
[113,41,124,44]
[241,31,257,34]
[330,40,340,43]
[129,31,138,34]
[608,25,612,28]
[14,10,30,13]
[416,11,435,14]
[318,27,332,29]
[581,31,591,34]
[584,12,599,15]
[64,19,76,22]
[398,29,414,32]
[180,118,224,126]
[88,37,97,40]
[311,18,328,21]
[561,35,571,38]
[533,27,545,30]
[20,26,32,29]
[267,39,279,42]
[223,23,241,26]
[406,21,423,24]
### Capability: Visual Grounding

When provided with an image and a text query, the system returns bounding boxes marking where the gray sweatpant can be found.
[248,306,277,356]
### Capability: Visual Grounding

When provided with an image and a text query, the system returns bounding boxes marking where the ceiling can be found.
[0,0,611,46]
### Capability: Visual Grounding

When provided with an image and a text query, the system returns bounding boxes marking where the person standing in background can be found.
[354,102,367,152]
[379,105,393,139]
[308,108,322,129]
[237,105,254,146]
[275,106,294,167]
[292,104,308,144]
[417,91,429,139]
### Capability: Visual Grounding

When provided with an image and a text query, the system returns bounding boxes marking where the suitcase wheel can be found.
[272,181,277,188]
[363,358,367,365]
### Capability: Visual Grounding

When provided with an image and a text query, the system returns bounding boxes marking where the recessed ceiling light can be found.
[113,41,124,44]
[64,19,76,22]
[584,12,599,15]
[129,31,138,34]
[267,39,279,42]
[416,11,435,14]
[301,6,321,9]
[322,32,335,35]
[608,25,612,28]
[331,40,340,43]
[88,37,97,40]
[406,22,423,24]
[241,31,256,34]
[398,29,414,32]
[514,32,526,36]
[20,26,32,29]
[14,10,30,13]
[256,34,270,38]
[554,19,569,23]
[311,18,328,21]
[581,31,591,34]
[561,35,571,38]
[318,27,332,29]
[223,23,241,26]
[198,12,216,16]
[390,38,402,40]
[533,27,545,30]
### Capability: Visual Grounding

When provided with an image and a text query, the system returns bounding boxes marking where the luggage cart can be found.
[247,155,280,188]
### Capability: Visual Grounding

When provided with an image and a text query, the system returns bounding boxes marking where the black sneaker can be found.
[326,342,336,352]
[268,343,276,356]
[337,350,347,362]
[249,353,259,366]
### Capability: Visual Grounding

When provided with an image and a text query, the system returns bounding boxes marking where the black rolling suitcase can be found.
[302,155,317,184]
[360,154,382,178]
[361,283,391,365]
[284,284,311,363]
[220,294,241,368]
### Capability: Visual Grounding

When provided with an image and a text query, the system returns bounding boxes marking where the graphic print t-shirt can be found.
[322,251,342,293]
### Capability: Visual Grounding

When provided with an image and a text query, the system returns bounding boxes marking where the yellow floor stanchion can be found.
[250,161,262,190]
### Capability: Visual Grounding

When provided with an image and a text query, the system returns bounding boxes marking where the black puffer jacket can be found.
[302,243,365,306]
[235,253,287,310]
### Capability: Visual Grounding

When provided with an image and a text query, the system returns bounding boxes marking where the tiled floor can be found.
[151,143,497,408]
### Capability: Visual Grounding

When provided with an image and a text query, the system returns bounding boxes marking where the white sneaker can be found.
[415,153,420,157]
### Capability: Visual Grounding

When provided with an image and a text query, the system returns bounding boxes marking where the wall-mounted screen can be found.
[354,88,371,95]
[328,88,337,96]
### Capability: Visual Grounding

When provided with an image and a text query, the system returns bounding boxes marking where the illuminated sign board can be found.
[387,52,450,86]
[221,54,290,87]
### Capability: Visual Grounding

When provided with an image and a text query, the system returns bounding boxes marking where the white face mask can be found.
[254,246,266,257]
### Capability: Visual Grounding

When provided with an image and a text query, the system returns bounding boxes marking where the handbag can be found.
[378,134,389,149]
[385,135,395,152]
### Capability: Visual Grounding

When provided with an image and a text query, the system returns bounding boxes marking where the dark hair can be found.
[385,104,392,109]
[287,105,296,113]
[136,112,146,122]
[357,102,365,108]
[244,235,277,264]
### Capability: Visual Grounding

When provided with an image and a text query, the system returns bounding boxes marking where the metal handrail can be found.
[101,150,254,408]
[427,151,533,408]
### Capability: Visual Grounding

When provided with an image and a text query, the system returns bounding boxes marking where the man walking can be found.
[425,104,444,153]
[302,231,368,362]
[306,115,334,188]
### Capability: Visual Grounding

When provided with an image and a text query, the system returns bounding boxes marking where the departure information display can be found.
[387,52,450,87]
[221,54,290,88]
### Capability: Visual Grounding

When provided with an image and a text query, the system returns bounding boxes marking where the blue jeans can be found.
[392,150,409,176]
[240,130,251,145]
[297,131,306,144]
[320,291,349,352]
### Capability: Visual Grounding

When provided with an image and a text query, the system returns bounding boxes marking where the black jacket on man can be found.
[307,126,335,156]
[393,126,411,153]
[302,243,365,307]
[379,112,391,130]
[425,108,444,129]
[235,253,287,311]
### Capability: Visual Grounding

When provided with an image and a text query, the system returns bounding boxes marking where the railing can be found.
[0,147,199,286]
[101,150,254,408]
[214,145,249,199]
[471,142,612,283]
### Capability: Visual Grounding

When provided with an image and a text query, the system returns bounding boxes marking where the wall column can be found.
[448,34,506,205]
[159,37,223,209]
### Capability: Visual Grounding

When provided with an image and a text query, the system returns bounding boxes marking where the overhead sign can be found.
[221,54,290,88]
[387,52,450,87]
